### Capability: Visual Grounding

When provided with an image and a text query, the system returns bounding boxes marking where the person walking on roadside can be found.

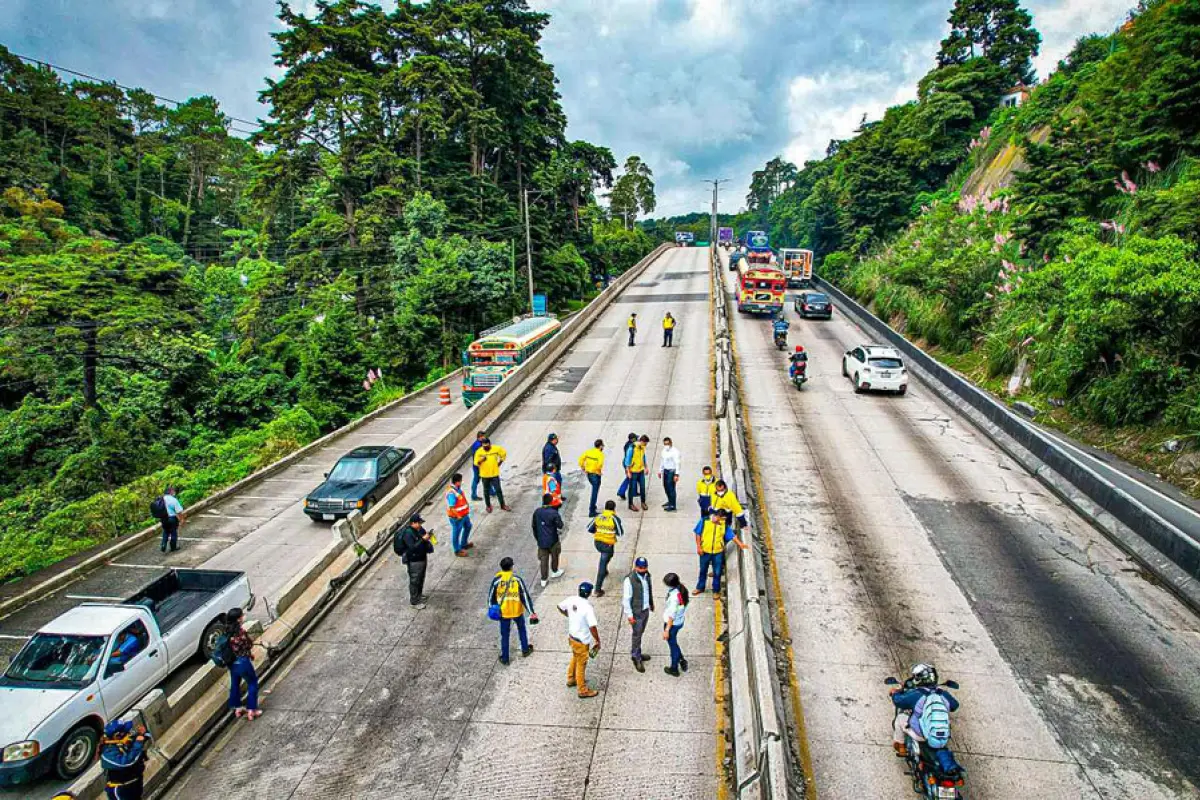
[224,607,261,719]
[395,515,435,609]
[627,313,638,346]
[490,557,538,665]
[468,431,486,501]
[542,433,564,501]
[151,485,185,553]
[625,434,650,512]
[579,439,606,517]
[558,582,601,698]
[661,573,690,677]
[659,437,681,512]
[446,473,473,557]
[662,312,676,347]
[100,719,150,800]
[473,437,511,512]
[532,493,565,587]
[693,509,748,594]
[696,465,717,520]
[622,557,655,672]
[587,500,625,597]
[616,433,637,501]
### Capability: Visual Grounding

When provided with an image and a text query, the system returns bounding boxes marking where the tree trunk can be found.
[182,169,196,247]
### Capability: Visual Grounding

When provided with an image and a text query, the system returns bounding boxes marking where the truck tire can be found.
[200,618,225,661]
[55,723,99,780]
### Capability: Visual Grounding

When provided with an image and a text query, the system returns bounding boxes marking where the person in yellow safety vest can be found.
[587,500,625,597]
[489,557,538,665]
[712,479,749,533]
[627,313,637,346]
[624,434,650,512]
[662,312,676,347]
[473,438,510,512]
[696,465,717,519]
[542,469,563,508]
[578,439,606,517]
[692,509,748,594]
[446,472,473,557]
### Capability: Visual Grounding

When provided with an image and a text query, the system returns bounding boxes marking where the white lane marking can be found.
[109,563,167,569]
[0,634,30,640]
[177,537,238,543]
[65,594,125,601]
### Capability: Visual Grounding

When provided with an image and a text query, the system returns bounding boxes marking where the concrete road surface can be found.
[164,247,725,800]
[721,256,1200,799]
[0,381,467,800]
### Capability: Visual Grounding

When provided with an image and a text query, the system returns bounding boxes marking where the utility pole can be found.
[523,188,535,315]
[702,178,728,244]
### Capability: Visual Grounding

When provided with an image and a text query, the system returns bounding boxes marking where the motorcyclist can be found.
[772,313,789,345]
[788,345,808,379]
[890,663,961,772]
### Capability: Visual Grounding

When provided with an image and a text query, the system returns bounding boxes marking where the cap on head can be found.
[411,514,424,524]
[548,433,558,441]
[481,438,491,445]
[627,433,637,441]
[500,556,514,571]
[578,582,594,598]
[634,557,649,569]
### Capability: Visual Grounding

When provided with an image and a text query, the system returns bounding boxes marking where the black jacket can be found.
[398,525,434,563]
[542,442,561,473]
[531,506,564,549]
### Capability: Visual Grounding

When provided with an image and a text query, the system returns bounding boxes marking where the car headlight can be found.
[2,740,40,762]
[303,498,310,508]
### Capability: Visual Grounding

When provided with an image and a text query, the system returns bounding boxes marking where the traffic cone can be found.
[439,386,451,405]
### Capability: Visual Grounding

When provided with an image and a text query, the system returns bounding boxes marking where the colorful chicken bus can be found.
[744,229,773,265]
[461,315,561,407]
[736,260,786,315]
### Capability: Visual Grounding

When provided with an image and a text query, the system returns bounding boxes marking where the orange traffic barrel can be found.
[439,386,451,405]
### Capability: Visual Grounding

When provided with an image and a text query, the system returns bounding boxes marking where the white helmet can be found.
[910,663,938,688]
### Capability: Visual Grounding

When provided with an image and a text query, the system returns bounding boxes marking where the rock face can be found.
[1172,452,1200,477]
[1012,401,1039,419]
[1008,356,1030,397]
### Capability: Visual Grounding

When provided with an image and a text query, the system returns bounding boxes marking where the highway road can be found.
[720,254,1200,798]
[162,246,725,799]
[0,379,467,800]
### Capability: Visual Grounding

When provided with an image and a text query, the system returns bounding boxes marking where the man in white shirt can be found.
[658,437,681,512]
[558,582,601,698]
[622,557,655,672]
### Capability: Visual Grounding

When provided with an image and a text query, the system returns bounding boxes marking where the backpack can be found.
[915,691,952,749]
[392,526,410,561]
[149,495,168,520]
[209,630,235,668]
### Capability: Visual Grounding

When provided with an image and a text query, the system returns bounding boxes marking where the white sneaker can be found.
[540,579,548,588]
[550,569,565,579]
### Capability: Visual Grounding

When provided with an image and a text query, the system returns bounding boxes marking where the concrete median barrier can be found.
[815,276,1200,612]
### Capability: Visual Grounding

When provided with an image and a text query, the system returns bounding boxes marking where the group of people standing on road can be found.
[627,311,677,347]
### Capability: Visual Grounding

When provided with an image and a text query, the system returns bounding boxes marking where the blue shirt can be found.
[163,494,183,518]
[110,633,141,665]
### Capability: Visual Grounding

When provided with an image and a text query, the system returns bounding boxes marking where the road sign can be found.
[533,293,548,316]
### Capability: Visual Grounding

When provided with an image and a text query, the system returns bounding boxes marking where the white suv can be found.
[842,344,908,395]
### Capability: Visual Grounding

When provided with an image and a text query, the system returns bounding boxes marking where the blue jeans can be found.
[499,616,529,661]
[587,473,602,516]
[553,470,564,498]
[698,552,725,592]
[450,515,472,552]
[229,656,258,711]
[617,476,629,499]
[667,623,684,670]
[662,469,677,508]
[595,541,615,591]
[471,466,482,500]
[628,472,646,506]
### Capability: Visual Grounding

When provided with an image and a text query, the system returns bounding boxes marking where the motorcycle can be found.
[773,328,788,350]
[790,362,807,389]
[884,676,966,799]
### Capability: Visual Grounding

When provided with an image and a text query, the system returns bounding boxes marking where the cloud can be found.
[0,0,1139,217]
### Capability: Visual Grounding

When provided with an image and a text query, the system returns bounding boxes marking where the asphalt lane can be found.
[164,246,725,800]
[721,255,1200,799]
[1,383,466,800]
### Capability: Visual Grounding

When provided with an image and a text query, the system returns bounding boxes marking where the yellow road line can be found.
[726,261,818,799]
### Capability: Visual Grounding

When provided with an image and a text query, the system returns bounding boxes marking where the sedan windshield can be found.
[327,458,377,482]
[2,633,105,688]
[805,294,829,303]
[869,357,903,369]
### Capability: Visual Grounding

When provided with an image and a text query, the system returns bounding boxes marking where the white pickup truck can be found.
[0,568,252,786]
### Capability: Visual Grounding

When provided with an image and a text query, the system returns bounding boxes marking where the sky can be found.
[0,0,1137,217]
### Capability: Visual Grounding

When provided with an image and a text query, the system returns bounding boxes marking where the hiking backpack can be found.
[149,495,168,520]
[209,630,235,668]
[916,691,952,749]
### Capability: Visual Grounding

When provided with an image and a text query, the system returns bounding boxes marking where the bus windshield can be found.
[1,633,106,689]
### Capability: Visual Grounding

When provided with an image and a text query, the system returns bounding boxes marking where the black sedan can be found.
[794,291,833,319]
[303,445,415,521]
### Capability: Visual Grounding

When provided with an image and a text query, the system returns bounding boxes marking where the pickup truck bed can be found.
[125,569,244,637]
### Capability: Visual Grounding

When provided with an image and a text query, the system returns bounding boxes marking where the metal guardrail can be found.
[710,246,794,799]
[815,276,1200,611]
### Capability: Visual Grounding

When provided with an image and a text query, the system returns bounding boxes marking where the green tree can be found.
[609,155,655,227]
[937,0,1041,84]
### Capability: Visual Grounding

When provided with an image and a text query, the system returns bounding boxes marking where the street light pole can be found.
[523,188,535,314]
[702,178,729,244]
